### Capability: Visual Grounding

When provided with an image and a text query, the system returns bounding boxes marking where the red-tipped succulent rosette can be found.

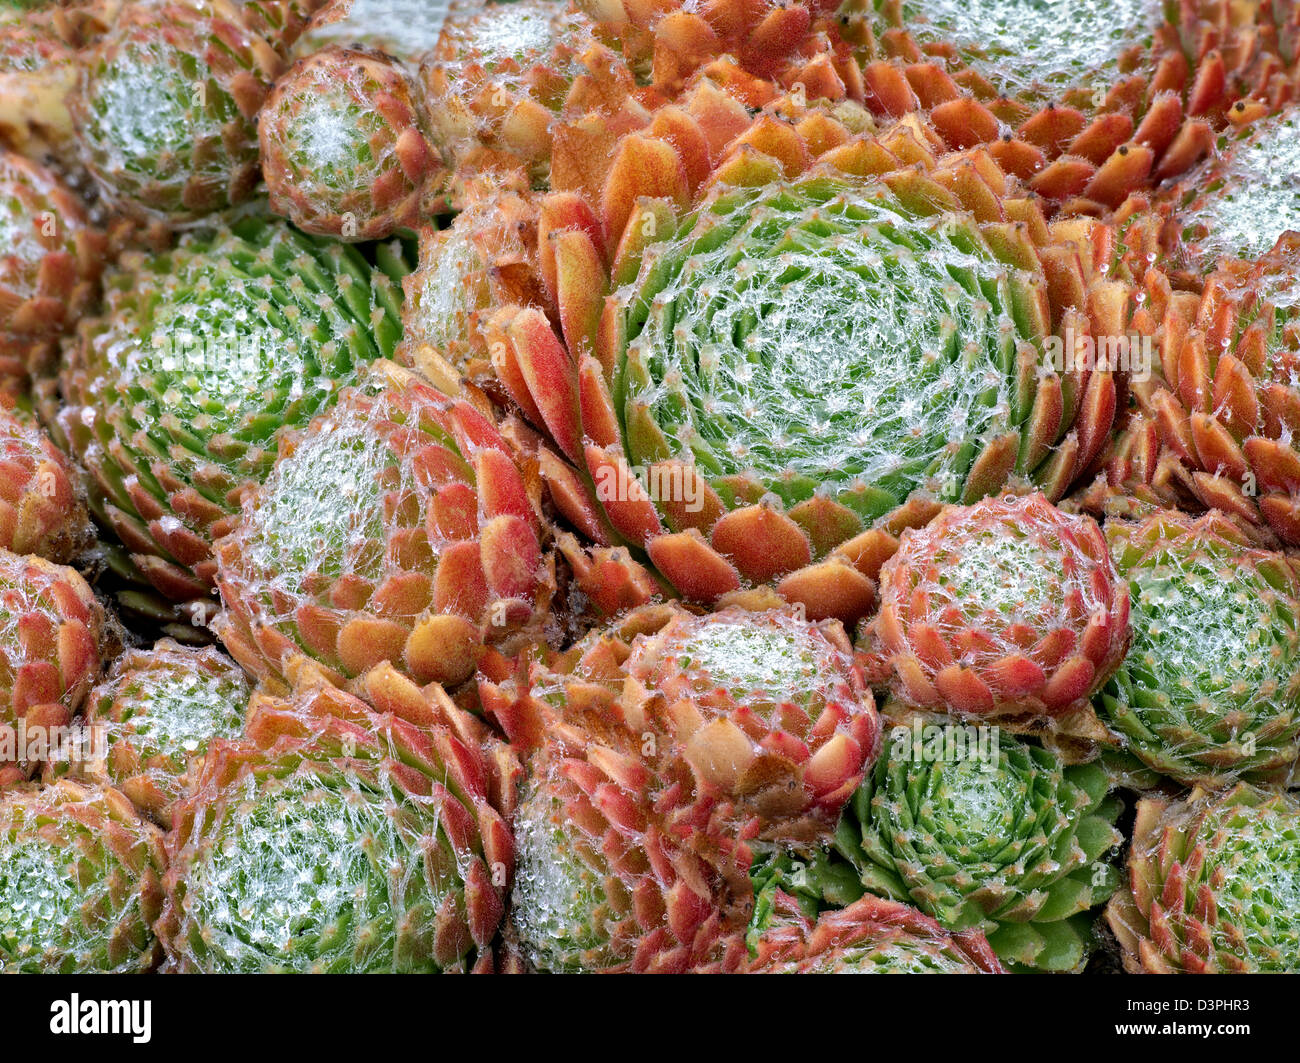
[0,549,106,779]
[397,180,550,397]
[1108,782,1300,972]
[740,889,1005,974]
[1105,239,1300,545]
[0,149,104,340]
[0,14,80,171]
[867,493,1130,734]
[258,44,440,240]
[213,361,555,691]
[483,598,879,971]
[483,599,881,847]
[832,0,1300,214]
[0,401,92,563]
[420,0,654,200]
[1113,100,1300,285]
[579,0,857,95]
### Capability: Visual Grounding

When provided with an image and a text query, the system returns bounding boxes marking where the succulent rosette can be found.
[0,549,105,763]
[1159,106,1300,274]
[0,401,93,562]
[213,360,552,690]
[507,742,737,973]
[71,639,250,827]
[158,660,516,972]
[50,218,409,625]
[837,0,1293,209]
[485,600,880,848]
[742,888,1004,974]
[491,91,1123,625]
[0,149,104,339]
[865,493,1130,730]
[259,44,440,241]
[486,620,730,972]
[419,0,647,197]
[1119,241,1300,545]
[1099,510,1300,787]
[484,600,880,972]
[397,183,547,395]
[0,779,165,973]
[835,730,1124,971]
[625,605,881,838]
[69,0,289,222]
[580,0,852,93]
[1108,783,1300,973]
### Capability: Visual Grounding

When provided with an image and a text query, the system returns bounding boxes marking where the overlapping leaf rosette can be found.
[0,146,108,400]
[49,218,409,630]
[1108,783,1300,973]
[158,659,517,972]
[863,493,1131,737]
[397,181,549,398]
[0,550,106,778]
[1096,108,1300,514]
[0,401,93,562]
[0,1,120,169]
[742,886,1004,974]
[418,0,653,201]
[213,360,554,691]
[1,149,105,350]
[0,779,165,972]
[486,88,1125,626]
[1115,102,1300,282]
[1098,510,1300,788]
[834,729,1124,971]
[258,44,440,240]
[1107,238,1300,545]
[481,599,881,971]
[67,639,250,827]
[835,0,1300,212]
[68,0,294,223]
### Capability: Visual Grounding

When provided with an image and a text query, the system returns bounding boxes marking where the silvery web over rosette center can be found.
[618,181,1026,518]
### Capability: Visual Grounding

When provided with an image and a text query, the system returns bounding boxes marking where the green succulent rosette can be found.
[69,0,286,221]
[617,172,1062,526]
[834,726,1123,971]
[1099,510,1300,787]
[494,100,1118,624]
[1109,783,1300,972]
[71,639,251,827]
[50,217,409,625]
[0,779,165,972]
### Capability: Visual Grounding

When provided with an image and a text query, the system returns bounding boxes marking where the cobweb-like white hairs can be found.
[620,178,1036,520]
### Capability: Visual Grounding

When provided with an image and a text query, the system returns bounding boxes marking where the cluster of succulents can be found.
[0,0,1297,976]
